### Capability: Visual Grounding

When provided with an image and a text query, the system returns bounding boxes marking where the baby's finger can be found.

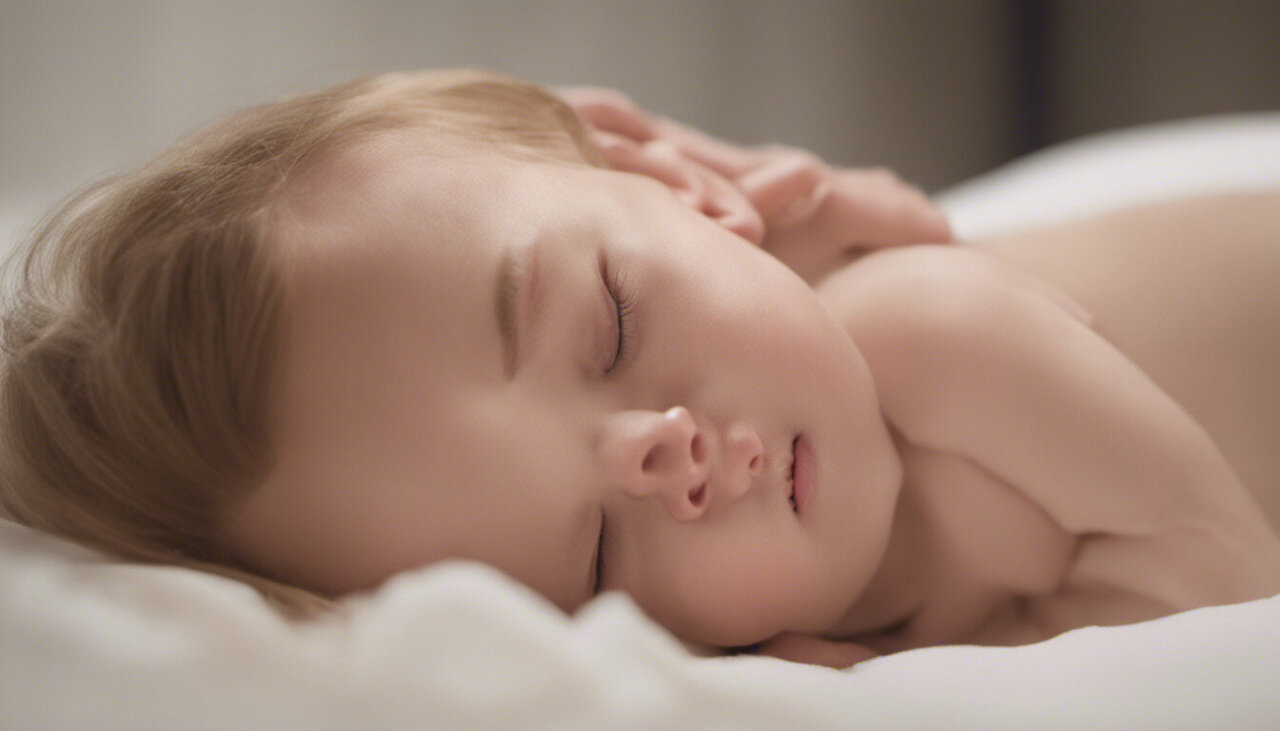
[652,116,764,180]
[736,150,827,224]
[825,170,952,246]
[593,132,703,206]
[557,86,656,143]
[691,157,766,246]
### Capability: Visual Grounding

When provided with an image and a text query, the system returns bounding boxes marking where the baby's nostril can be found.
[690,433,707,463]
[641,445,661,474]
[689,483,707,507]
[749,455,762,472]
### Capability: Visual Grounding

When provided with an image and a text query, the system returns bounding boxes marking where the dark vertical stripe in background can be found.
[1011,0,1052,157]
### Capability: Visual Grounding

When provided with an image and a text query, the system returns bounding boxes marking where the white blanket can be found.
[3,112,1280,729]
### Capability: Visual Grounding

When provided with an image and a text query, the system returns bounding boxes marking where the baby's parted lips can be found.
[788,436,798,512]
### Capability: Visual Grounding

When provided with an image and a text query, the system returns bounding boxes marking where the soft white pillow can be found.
[3,517,1279,730]
[939,111,1280,238]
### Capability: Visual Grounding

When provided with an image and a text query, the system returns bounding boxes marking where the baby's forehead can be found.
[276,131,459,215]
[270,134,640,297]
[274,146,487,253]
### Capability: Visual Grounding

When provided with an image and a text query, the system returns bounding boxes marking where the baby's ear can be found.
[592,131,764,246]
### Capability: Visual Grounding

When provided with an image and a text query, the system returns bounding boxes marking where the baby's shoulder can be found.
[816,246,1037,408]
[817,244,1024,343]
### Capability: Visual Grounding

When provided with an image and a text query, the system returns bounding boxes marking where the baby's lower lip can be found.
[792,434,816,514]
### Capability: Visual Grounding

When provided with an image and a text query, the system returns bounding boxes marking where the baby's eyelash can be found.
[602,255,636,375]
[593,512,606,595]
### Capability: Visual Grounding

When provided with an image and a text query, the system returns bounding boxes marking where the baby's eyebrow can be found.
[496,240,541,380]
[496,247,521,380]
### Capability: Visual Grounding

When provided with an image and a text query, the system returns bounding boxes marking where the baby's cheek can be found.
[635,544,810,648]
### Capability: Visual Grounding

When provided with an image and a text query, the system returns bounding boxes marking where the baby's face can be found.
[223,131,902,647]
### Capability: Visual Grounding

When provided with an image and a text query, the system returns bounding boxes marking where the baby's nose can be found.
[602,407,709,521]
[601,408,762,521]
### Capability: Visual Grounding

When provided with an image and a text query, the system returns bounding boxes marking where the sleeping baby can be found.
[2,70,1277,669]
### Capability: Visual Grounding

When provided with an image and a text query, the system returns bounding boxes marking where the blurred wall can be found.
[3,1,1278,242]
[1045,1,1280,142]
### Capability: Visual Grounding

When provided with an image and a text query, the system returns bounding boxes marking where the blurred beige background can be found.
[3,1,1278,242]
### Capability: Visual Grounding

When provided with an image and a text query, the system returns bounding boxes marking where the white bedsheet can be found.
[3,112,1280,729]
[3,517,1278,730]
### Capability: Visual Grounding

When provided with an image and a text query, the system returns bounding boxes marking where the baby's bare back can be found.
[972,192,1280,532]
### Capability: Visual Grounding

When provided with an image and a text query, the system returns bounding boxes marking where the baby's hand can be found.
[559,86,952,285]
[755,631,878,669]
[737,148,952,284]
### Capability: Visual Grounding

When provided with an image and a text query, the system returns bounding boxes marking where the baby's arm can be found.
[833,247,1280,628]
[560,87,951,285]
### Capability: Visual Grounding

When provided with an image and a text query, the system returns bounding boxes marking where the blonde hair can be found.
[0,69,601,615]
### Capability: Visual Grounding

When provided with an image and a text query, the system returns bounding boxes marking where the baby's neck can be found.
[828,487,931,638]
